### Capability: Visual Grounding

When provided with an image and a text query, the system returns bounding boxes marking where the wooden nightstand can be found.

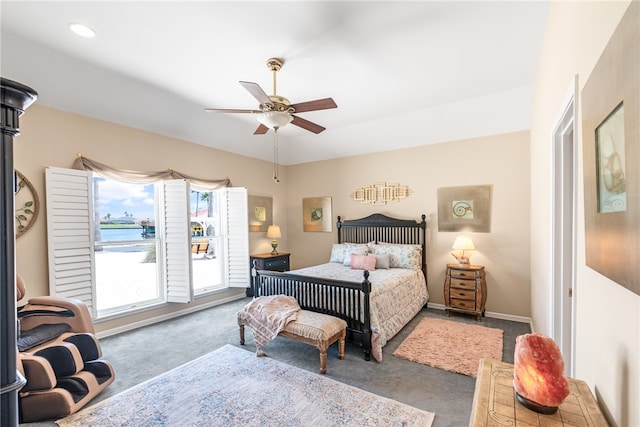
[444,263,487,320]
[248,252,290,297]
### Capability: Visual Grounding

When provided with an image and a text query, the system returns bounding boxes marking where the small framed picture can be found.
[248,195,272,232]
[303,197,332,232]
[437,185,492,232]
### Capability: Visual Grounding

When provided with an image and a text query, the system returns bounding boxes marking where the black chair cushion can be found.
[83,360,115,385]
[63,334,100,362]
[57,376,89,403]
[34,345,81,377]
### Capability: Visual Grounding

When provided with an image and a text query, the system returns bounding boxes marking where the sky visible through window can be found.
[95,179,212,222]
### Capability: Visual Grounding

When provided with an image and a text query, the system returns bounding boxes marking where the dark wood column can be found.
[1,78,37,427]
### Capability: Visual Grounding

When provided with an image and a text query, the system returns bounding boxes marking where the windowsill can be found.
[94,299,169,324]
[93,289,248,339]
[93,286,240,324]
[194,285,227,298]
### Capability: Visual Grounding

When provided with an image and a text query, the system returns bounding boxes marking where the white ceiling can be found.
[1,1,549,165]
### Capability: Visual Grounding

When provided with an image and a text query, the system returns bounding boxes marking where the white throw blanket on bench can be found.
[237,295,301,355]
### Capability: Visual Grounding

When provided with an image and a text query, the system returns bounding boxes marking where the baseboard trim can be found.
[95,293,247,339]
[428,303,531,324]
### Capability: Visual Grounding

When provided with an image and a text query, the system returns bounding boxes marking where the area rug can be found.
[56,344,435,427]
[393,317,503,377]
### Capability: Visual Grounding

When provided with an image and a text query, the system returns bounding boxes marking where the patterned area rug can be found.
[393,317,503,377]
[57,344,435,427]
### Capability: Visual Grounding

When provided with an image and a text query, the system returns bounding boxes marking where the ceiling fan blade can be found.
[239,81,272,105]
[290,98,337,113]
[291,115,326,134]
[253,124,269,135]
[205,108,261,114]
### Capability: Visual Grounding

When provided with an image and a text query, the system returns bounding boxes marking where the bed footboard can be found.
[253,269,373,360]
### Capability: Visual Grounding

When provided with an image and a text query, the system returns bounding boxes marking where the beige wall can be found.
[531,1,638,425]
[14,105,286,333]
[14,104,531,333]
[287,131,531,319]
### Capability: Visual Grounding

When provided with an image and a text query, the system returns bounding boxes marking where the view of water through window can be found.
[94,179,223,315]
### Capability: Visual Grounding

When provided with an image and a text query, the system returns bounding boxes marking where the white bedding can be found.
[290,263,429,361]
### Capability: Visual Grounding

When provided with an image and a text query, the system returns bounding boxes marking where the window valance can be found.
[72,154,231,191]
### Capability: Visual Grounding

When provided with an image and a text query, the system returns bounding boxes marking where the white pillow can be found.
[330,243,369,264]
[369,244,421,270]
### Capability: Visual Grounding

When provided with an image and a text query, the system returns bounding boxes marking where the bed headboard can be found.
[337,213,427,279]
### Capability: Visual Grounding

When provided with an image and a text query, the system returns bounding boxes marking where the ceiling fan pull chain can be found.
[273,128,280,183]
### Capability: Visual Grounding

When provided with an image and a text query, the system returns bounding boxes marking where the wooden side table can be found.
[470,358,608,426]
[444,263,487,320]
[248,252,290,297]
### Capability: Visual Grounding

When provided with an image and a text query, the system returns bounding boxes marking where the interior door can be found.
[552,78,578,377]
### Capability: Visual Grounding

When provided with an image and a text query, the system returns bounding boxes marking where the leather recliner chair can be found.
[16,275,115,422]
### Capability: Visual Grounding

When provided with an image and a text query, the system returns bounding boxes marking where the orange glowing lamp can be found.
[513,333,570,414]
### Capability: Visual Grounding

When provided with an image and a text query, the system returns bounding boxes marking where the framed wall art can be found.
[581,1,639,295]
[437,185,492,232]
[349,182,412,205]
[302,196,332,232]
[247,195,272,232]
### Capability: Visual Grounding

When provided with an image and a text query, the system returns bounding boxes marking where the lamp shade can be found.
[257,111,293,130]
[452,235,475,251]
[267,225,282,239]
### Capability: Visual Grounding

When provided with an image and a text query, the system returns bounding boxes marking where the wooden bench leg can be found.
[239,324,245,345]
[338,330,346,360]
[319,343,328,375]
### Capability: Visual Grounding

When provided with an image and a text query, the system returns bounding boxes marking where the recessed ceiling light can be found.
[69,23,96,38]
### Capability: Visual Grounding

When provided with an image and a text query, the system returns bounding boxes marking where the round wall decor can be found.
[15,170,39,238]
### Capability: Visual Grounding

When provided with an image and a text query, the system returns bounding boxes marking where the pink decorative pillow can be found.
[350,254,376,271]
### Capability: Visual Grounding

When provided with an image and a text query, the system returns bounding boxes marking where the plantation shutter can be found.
[221,187,249,288]
[161,179,193,303]
[45,167,96,316]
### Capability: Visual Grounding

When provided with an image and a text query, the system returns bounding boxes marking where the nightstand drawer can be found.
[264,258,288,270]
[450,269,478,280]
[450,288,476,300]
[450,278,477,290]
[451,298,477,310]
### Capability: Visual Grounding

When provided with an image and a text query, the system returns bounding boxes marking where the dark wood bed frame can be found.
[253,213,427,361]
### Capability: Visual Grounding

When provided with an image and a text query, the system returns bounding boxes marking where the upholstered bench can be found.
[239,309,347,374]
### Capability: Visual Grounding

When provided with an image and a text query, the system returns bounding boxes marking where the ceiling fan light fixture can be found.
[69,23,96,38]
[257,111,293,130]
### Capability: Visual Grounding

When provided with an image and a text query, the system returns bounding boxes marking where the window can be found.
[45,167,249,320]
[190,189,223,294]
[94,179,161,315]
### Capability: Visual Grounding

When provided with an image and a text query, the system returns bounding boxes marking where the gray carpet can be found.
[21,297,530,427]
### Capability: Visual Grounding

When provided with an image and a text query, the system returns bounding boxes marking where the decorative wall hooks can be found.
[350,182,411,205]
[14,170,40,238]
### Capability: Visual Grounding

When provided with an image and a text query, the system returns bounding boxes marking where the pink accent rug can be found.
[393,317,503,377]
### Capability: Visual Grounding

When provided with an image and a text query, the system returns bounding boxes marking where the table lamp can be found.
[451,235,475,265]
[267,225,282,255]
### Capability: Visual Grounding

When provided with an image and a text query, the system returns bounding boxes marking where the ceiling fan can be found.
[205,57,337,135]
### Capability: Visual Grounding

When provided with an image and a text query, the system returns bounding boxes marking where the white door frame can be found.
[551,76,578,377]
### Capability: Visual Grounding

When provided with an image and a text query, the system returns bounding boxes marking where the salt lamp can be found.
[513,333,570,414]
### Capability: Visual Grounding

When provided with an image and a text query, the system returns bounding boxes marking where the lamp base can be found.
[271,242,278,255]
[515,392,558,415]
